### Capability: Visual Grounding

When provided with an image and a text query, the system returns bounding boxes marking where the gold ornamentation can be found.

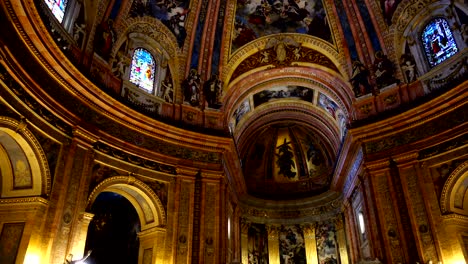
[359,103,373,114]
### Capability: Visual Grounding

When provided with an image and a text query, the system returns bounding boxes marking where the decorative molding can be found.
[364,103,467,154]
[94,142,177,175]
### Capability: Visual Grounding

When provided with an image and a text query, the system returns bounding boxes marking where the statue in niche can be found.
[350,60,372,97]
[161,79,174,103]
[400,53,417,83]
[73,23,86,46]
[276,138,296,179]
[204,73,223,109]
[373,51,399,89]
[111,52,129,78]
[183,69,201,106]
[94,19,115,61]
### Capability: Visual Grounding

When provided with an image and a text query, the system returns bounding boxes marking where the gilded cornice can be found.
[418,133,468,160]
[93,142,177,174]
[0,196,49,206]
[364,102,467,154]
[440,213,468,225]
[348,82,467,154]
[239,192,343,223]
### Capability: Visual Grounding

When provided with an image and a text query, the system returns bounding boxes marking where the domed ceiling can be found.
[228,84,347,200]
[242,124,334,200]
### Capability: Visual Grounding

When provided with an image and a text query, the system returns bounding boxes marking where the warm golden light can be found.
[449,253,467,264]
[24,253,40,264]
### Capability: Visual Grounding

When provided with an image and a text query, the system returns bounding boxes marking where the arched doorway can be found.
[85,176,167,264]
[85,192,140,264]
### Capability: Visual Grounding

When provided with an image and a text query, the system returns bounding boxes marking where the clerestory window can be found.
[129,48,156,93]
[421,17,459,68]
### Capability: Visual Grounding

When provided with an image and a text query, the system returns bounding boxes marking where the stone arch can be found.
[87,175,166,230]
[440,160,468,216]
[0,117,51,197]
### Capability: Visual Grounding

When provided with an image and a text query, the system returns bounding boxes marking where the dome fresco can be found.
[242,124,334,199]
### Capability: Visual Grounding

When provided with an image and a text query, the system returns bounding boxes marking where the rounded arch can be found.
[440,160,468,216]
[0,117,51,197]
[87,176,166,230]
[223,68,353,125]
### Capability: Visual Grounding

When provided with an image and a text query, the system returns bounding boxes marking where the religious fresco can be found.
[279,225,306,264]
[232,98,251,127]
[247,224,269,264]
[242,125,333,200]
[0,222,25,263]
[275,136,298,179]
[129,0,190,47]
[380,0,400,24]
[0,131,32,189]
[317,93,338,119]
[233,0,332,51]
[316,222,338,264]
[253,86,313,107]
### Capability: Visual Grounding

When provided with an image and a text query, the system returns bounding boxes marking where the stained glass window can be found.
[129,48,156,92]
[45,0,67,22]
[422,18,458,68]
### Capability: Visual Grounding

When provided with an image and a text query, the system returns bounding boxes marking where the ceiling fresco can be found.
[241,124,334,200]
[129,0,191,47]
[233,0,333,51]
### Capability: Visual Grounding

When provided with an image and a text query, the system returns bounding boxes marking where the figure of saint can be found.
[400,53,417,83]
[204,73,222,108]
[95,19,115,60]
[373,51,399,88]
[350,60,372,97]
[183,69,201,106]
[161,80,174,103]
[276,138,296,179]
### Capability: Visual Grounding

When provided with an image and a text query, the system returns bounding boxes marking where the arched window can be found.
[357,212,366,235]
[421,18,458,68]
[45,0,67,22]
[129,48,156,92]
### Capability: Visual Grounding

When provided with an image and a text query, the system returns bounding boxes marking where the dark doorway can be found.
[85,192,140,264]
